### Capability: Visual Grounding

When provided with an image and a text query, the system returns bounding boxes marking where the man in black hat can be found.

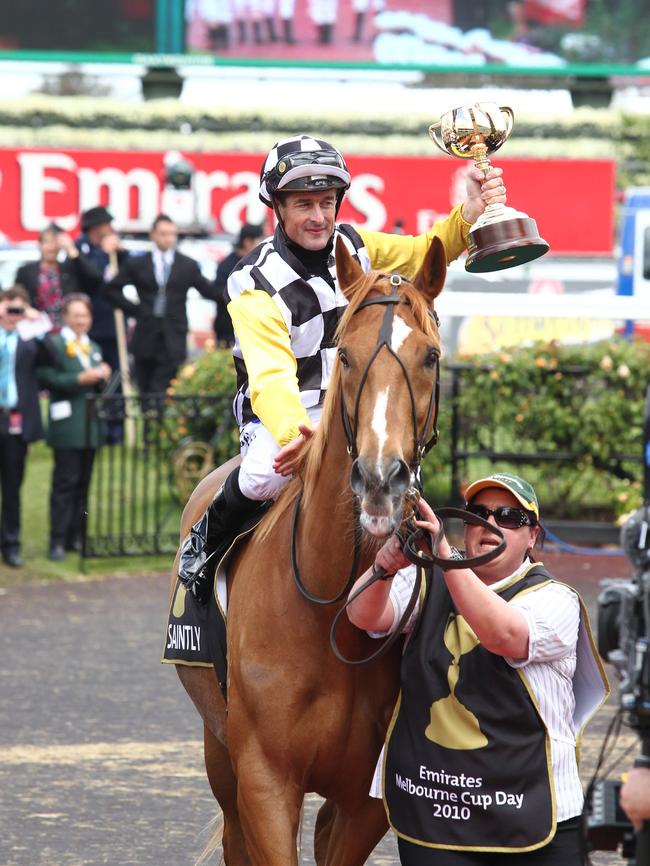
[74,206,130,442]
[75,206,129,376]
[213,223,265,346]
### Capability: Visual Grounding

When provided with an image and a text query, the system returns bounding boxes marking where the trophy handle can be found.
[499,106,515,139]
[428,122,449,156]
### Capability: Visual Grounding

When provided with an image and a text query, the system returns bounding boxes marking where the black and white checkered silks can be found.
[259,134,350,207]
[227,223,371,429]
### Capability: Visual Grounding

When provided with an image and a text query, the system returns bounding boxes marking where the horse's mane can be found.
[255,268,439,542]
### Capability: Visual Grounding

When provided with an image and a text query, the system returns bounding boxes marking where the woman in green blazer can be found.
[37,293,111,560]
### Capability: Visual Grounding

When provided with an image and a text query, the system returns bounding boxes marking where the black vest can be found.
[384,564,557,853]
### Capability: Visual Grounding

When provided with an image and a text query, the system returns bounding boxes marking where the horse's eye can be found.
[338,349,350,369]
[424,348,439,369]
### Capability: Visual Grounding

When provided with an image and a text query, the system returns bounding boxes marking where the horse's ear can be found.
[412,236,447,304]
[335,236,364,299]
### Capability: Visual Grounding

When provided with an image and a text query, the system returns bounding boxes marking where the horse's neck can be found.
[297,410,370,591]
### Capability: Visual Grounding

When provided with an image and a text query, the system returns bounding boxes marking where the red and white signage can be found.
[0,148,614,255]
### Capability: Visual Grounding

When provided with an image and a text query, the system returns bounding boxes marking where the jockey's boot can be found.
[177,468,265,605]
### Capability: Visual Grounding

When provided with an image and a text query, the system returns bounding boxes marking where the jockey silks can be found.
[383,563,608,853]
[228,223,368,431]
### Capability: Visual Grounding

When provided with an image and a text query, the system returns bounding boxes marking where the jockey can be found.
[178,134,507,602]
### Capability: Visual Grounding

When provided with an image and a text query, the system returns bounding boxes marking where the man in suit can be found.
[14,224,98,333]
[106,214,220,395]
[0,287,54,567]
[74,206,130,377]
[213,222,265,346]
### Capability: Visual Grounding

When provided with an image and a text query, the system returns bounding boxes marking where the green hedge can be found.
[420,338,650,521]
[170,337,650,522]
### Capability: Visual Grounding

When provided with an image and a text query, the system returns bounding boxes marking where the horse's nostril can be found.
[386,458,410,495]
[350,459,365,496]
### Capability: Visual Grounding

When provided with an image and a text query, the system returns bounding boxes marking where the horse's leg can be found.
[204,726,252,866]
[319,796,389,866]
[313,799,337,865]
[233,743,303,866]
[176,665,227,743]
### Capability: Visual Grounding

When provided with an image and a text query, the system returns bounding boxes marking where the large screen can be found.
[1,0,648,74]
[184,0,650,72]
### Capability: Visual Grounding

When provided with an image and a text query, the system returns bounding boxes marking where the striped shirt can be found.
[371,561,585,821]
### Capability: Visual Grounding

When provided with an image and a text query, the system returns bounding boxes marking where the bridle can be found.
[291,274,441,607]
[339,274,441,469]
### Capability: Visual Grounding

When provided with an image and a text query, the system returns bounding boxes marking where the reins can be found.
[291,275,440,607]
[329,508,505,665]
[289,272,505,665]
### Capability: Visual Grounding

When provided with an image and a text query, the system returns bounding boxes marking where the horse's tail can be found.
[195,810,225,866]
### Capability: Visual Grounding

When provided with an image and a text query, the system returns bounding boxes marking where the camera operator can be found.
[621,765,650,831]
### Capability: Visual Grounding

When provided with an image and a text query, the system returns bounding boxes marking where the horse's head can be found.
[335,237,446,538]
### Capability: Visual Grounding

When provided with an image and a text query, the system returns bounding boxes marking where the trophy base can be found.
[465,216,549,273]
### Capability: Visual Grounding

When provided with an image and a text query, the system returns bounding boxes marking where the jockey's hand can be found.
[273,424,314,477]
[461,166,506,225]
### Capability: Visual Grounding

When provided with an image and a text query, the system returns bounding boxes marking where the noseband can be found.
[339,273,441,471]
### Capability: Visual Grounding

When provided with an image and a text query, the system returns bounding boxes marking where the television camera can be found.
[588,385,650,865]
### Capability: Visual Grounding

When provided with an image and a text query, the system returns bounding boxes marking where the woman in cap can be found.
[348,472,609,865]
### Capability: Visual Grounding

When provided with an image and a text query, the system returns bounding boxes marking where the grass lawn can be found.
[0,441,174,588]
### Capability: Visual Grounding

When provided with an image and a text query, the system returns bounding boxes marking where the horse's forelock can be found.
[336,270,439,344]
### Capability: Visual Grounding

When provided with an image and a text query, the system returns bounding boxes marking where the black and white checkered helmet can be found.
[259,135,351,208]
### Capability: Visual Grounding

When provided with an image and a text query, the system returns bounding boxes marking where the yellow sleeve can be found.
[358,204,471,278]
[228,290,310,447]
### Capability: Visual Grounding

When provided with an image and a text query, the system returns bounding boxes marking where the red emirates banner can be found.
[0,147,614,255]
[523,0,586,25]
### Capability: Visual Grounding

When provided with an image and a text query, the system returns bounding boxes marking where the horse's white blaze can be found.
[372,386,390,474]
[391,314,412,354]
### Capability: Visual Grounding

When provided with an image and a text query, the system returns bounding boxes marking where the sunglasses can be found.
[464,504,536,529]
[6,306,26,315]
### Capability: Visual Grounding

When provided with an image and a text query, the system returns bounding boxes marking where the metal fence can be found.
[81,366,643,557]
[82,393,237,558]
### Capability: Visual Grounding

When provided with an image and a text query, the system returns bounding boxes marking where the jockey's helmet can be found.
[259,135,351,211]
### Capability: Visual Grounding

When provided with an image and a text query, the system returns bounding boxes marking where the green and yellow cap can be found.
[464,472,539,520]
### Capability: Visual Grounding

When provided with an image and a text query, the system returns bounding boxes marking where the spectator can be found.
[75,206,129,444]
[75,206,129,386]
[0,287,54,567]
[213,222,265,346]
[37,294,111,562]
[14,224,95,333]
[13,225,97,332]
[105,214,220,396]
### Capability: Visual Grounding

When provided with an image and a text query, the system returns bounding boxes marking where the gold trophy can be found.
[429,102,549,273]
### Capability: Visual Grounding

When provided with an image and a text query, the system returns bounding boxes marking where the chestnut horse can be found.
[170,236,447,865]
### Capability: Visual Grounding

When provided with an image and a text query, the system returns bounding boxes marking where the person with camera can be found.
[0,287,54,567]
[347,472,609,865]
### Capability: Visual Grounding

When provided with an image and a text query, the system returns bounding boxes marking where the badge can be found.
[8,411,23,436]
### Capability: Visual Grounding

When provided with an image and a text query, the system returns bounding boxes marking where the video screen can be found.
[184,0,649,70]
